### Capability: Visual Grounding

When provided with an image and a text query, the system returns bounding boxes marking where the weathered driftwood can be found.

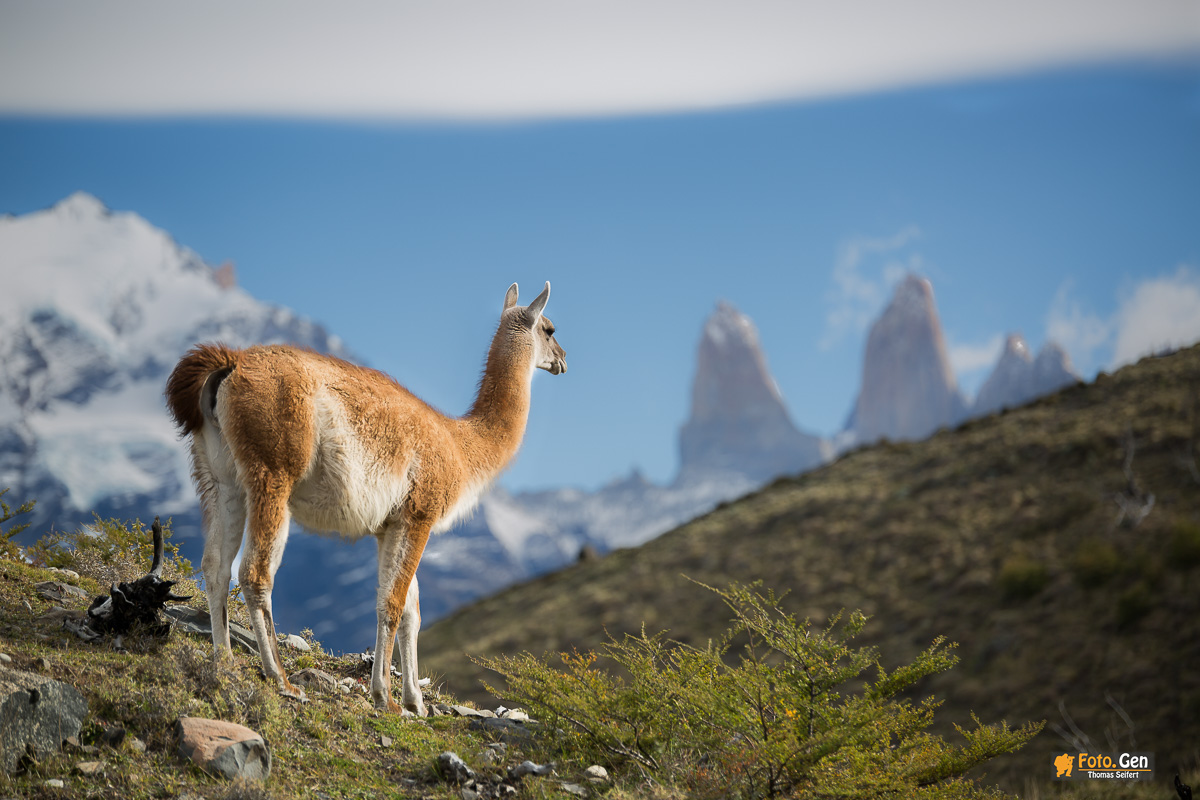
[86,516,191,637]
[0,665,88,773]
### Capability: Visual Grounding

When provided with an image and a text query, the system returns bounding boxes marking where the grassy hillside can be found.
[423,345,1200,792]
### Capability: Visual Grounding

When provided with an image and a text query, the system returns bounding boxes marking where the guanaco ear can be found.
[504,283,519,311]
[525,281,550,324]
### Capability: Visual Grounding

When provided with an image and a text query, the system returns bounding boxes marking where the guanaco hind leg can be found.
[240,488,307,701]
[194,428,247,659]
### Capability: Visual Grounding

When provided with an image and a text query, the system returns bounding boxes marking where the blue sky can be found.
[2,3,1199,493]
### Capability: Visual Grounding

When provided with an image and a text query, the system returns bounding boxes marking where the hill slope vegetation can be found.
[424,345,1200,790]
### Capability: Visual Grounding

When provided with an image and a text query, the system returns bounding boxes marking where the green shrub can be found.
[478,581,1041,799]
[28,515,194,586]
[0,488,35,560]
[997,555,1050,600]
[1071,540,1121,589]
[1168,520,1200,570]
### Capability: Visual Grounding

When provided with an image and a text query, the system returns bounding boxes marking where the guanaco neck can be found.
[459,323,534,477]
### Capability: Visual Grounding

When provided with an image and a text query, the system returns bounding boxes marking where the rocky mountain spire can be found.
[974,333,1079,417]
[677,302,827,486]
[845,274,967,445]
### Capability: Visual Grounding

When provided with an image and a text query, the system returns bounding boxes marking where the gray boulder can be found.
[0,665,89,773]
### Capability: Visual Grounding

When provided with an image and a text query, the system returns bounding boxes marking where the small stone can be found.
[289,668,337,693]
[498,785,518,797]
[129,737,147,754]
[461,788,479,800]
[34,656,51,671]
[282,634,310,651]
[75,760,104,776]
[560,782,588,797]
[509,760,553,779]
[435,751,475,784]
[45,778,65,788]
[584,765,609,782]
[0,653,11,664]
[35,580,90,603]
[380,735,393,748]
[451,704,494,718]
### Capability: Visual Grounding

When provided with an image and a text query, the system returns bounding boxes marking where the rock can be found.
[33,657,51,672]
[509,760,554,779]
[163,606,259,653]
[288,668,338,694]
[450,704,494,718]
[282,633,310,651]
[175,717,271,781]
[845,274,968,446]
[380,735,393,748]
[499,708,529,722]
[560,782,588,797]
[677,302,827,486]
[47,567,80,580]
[74,760,104,775]
[45,778,64,788]
[0,653,10,664]
[584,764,609,782]
[35,580,90,603]
[0,665,88,773]
[129,737,147,754]
[435,751,475,784]
[461,788,479,800]
[974,334,1079,418]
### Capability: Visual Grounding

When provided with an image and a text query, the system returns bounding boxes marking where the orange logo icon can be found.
[1054,754,1074,777]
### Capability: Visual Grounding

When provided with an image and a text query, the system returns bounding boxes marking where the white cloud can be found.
[1045,267,1200,373]
[0,0,1197,120]
[820,226,922,349]
[1046,280,1114,369]
[949,333,1006,375]
[1112,267,1200,366]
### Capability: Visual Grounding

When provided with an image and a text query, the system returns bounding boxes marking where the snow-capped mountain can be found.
[0,193,349,532]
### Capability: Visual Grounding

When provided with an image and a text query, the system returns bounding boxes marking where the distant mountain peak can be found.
[974,333,1079,417]
[845,272,966,445]
[688,301,787,425]
[53,191,109,220]
[1002,333,1032,362]
[678,302,826,486]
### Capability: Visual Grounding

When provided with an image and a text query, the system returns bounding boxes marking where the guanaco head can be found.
[503,281,567,375]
